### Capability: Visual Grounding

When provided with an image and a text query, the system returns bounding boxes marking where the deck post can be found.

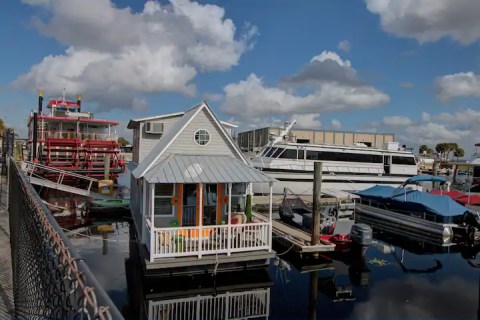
[198,183,203,258]
[142,179,147,244]
[228,183,232,256]
[150,183,155,262]
[269,181,273,252]
[312,162,322,251]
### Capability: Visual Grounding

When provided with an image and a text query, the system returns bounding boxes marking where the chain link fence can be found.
[8,158,124,320]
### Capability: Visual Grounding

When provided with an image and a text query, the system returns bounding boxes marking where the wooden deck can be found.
[137,241,274,275]
[253,213,336,254]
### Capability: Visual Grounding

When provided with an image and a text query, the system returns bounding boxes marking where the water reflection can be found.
[125,249,273,320]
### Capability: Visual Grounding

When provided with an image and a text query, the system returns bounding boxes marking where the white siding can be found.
[138,116,180,162]
[165,108,239,157]
[133,128,140,164]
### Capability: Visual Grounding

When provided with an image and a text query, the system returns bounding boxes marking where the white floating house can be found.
[127,102,275,271]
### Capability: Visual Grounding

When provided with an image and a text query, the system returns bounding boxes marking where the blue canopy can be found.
[402,175,446,186]
[391,190,468,217]
[355,185,469,218]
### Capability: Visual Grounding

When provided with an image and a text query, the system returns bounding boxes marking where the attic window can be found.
[194,129,210,146]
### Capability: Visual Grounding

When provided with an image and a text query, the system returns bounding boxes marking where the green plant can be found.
[245,194,252,222]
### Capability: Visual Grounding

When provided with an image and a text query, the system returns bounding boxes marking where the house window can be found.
[154,184,174,217]
[194,129,210,146]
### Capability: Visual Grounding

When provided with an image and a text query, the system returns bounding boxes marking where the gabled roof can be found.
[127,106,238,129]
[132,102,248,179]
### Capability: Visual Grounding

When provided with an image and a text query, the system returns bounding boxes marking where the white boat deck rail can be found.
[20,161,112,199]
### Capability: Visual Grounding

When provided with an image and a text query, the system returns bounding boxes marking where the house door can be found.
[203,184,217,225]
[182,184,197,226]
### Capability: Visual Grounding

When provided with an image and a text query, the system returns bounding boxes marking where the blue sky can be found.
[1,0,480,155]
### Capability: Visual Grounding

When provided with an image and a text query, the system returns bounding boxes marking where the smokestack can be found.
[32,111,38,161]
[77,95,81,112]
[38,90,43,114]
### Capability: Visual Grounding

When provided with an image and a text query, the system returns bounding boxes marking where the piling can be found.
[312,162,322,250]
[308,271,318,320]
[433,160,440,189]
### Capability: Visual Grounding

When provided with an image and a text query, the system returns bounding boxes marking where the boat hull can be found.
[355,203,456,244]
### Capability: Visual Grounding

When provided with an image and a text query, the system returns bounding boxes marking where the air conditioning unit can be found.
[145,122,164,134]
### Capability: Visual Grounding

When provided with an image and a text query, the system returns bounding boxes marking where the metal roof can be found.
[144,154,276,184]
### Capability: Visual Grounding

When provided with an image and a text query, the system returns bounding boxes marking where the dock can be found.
[253,213,336,254]
[0,177,14,319]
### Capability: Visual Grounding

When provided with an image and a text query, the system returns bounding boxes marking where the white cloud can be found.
[202,92,224,102]
[405,122,470,145]
[14,0,256,111]
[220,51,389,121]
[435,72,480,101]
[366,0,480,44]
[400,81,414,89]
[383,115,413,126]
[330,119,342,130]
[421,112,431,122]
[337,40,351,53]
[292,113,322,129]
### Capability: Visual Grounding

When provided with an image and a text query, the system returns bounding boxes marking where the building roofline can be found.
[127,111,238,129]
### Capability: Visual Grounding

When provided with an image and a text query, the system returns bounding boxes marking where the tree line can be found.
[419,143,464,161]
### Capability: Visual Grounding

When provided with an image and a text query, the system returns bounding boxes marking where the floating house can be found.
[127,102,275,272]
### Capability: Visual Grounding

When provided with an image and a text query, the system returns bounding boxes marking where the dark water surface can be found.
[59,172,480,319]
[66,219,480,320]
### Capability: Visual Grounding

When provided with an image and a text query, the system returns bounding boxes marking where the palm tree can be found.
[0,118,4,137]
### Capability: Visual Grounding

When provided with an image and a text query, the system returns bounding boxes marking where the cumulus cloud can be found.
[14,0,256,111]
[337,40,351,52]
[383,115,413,126]
[331,119,342,130]
[366,0,480,44]
[220,50,389,121]
[367,109,480,154]
[292,113,322,129]
[435,72,480,101]
[202,92,224,102]
[421,112,431,122]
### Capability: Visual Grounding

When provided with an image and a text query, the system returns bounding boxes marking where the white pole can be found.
[198,183,203,258]
[228,183,232,256]
[268,181,273,252]
[150,183,155,262]
[142,179,147,244]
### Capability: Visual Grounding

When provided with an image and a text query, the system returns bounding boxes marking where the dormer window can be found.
[194,129,210,146]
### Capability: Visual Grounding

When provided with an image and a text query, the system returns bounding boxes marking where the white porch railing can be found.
[148,288,270,320]
[150,222,271,259]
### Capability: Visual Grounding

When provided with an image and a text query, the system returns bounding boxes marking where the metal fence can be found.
[7,158,124,320]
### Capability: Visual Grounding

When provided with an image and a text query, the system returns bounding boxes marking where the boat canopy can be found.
[355,185,469,217]
[402,175,446,186]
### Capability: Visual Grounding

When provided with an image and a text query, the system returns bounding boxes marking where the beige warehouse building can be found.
[237,127,395,151]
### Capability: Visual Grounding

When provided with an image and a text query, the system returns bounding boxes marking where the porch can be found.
[134,155,276,264]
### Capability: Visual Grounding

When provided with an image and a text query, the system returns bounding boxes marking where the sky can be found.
[1,0,480,156]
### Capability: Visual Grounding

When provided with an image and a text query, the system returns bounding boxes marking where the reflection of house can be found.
[125,251,272,319]
[127,102,275,271]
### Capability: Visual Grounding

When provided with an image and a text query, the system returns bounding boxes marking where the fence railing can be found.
[148,288,270,320]
[37,129,118,142]
[8,158,124,320]
[151,222,271,259]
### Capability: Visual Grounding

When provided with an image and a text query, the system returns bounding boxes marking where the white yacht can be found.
[251,121,418,195]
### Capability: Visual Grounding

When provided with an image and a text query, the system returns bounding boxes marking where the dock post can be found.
[312,162,322,254]
[433,160,439,190]
[308,271,318,320]
[104,154,110,180]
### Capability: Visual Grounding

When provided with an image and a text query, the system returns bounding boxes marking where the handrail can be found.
[22,161,99,182]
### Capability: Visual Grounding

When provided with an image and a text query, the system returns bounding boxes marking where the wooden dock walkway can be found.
[0,177,14,319]
[253,213,335,254]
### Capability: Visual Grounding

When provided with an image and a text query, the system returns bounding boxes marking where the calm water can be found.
[57,172,480,319]
[65,219,480,320]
